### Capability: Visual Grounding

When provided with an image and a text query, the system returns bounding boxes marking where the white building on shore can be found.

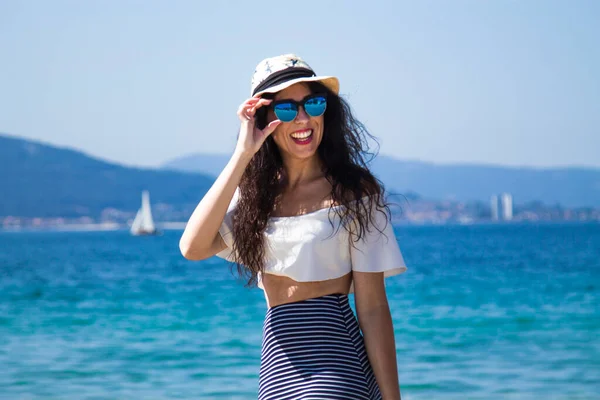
[501,193,513,221]
[490,192,514,221]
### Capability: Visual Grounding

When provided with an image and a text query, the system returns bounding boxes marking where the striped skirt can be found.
[258,294,382,400]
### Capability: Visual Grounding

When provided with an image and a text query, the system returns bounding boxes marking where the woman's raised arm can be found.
[179,97,281,260]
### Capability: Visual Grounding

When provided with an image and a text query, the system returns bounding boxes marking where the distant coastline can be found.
[0,222,186,233]
[3,195,599,232]
[1,219,597,233]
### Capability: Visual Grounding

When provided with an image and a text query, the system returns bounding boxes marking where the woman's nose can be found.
[295,106,310,123]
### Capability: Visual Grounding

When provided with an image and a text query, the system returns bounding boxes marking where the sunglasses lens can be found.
[304,95,327,117]
[274,103,297,122]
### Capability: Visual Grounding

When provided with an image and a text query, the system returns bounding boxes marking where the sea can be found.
[0,223,598,400]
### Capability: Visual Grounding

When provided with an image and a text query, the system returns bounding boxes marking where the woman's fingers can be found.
[238,98,260,115]
[255,98,272,107]
[238,98,271,121]
[262,119,281,137]
[244,97,270,110]
[248,99,272,115]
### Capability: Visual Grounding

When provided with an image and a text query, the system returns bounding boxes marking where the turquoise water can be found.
[0,223,598,399]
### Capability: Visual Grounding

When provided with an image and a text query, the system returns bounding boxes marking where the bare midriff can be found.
[262,272,352,308]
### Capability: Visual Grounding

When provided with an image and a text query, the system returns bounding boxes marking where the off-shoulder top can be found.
[216,190,407,292]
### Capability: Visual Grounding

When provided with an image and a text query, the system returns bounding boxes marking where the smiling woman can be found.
[180,54,407,400]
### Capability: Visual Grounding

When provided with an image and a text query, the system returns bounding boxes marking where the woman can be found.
[180,54,407,400]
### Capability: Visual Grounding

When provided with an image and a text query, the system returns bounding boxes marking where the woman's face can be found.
[267,83,324,161]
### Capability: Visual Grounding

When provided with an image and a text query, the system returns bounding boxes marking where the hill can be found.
[0,134,214,217]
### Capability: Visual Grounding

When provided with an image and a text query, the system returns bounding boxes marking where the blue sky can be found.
[1,0,599,168]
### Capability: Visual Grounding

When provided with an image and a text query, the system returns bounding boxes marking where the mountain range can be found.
[163,153,600,208]
[1,133,599,219]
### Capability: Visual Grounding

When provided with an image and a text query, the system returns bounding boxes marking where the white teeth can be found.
[291,130,312,139]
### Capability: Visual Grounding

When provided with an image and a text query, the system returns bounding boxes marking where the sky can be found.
[1,0,599,169]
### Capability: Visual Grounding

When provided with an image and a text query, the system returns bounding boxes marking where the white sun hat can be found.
[250,54,340,97]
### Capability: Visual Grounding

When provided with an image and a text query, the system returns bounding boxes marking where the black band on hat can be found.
[252,67,316,96]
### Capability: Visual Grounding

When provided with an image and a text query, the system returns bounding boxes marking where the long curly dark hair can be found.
[231,81,391,287]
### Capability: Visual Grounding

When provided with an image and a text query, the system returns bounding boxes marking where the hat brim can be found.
[253,76,339,98]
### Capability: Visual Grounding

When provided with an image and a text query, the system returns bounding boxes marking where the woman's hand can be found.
[235,96,281,157]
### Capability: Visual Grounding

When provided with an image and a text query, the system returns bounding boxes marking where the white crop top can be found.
[216,190,407,292]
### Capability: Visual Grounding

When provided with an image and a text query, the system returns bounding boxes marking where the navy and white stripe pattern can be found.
[258,294,382,400]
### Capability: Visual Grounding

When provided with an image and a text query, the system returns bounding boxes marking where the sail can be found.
[130,209,144,234]
[140,190,156,232]
[130,190,156,235]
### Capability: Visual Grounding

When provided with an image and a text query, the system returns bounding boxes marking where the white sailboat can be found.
[130,190,159,235]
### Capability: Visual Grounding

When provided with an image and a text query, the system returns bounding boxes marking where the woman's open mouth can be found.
[290,129,313,145]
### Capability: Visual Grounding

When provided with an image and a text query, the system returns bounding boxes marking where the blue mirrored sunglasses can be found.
[271,93,327,122]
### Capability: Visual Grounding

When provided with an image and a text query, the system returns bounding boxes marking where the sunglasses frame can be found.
[271,93,328,122]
